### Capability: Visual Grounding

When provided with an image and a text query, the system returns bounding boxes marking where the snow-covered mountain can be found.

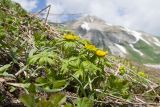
[65,15,160,64]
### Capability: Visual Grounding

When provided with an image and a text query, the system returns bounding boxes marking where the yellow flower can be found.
[138,71,147,78]
[63,34,79,41]
[96,50,107,57]
[85,44,97,51]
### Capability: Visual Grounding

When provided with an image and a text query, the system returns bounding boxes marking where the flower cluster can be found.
[63,33,79,41]
[84,43,107,57]
[63,33,108,57]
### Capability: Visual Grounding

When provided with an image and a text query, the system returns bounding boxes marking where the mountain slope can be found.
[65,15,160,64]
[1,0,160,106]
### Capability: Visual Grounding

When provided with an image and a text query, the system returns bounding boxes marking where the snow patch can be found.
[122,27,151,45]
[105,23,113,26]
[154,42,160,47]
[129,44,143,56]
[144,64,160,69]
[89,17,94,22]
[153,37,160,42]
[153,37,160,47]
[81,22,90,31]
[114,43,127,54]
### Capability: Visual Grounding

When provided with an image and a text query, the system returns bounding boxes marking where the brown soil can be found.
[0,77,24,107]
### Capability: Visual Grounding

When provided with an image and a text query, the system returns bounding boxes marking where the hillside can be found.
[65,15,160,64]
[0,0,160,106]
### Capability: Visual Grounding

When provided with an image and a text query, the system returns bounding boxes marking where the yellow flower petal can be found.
[64,34,79,41]
[96,50,107,57]
[85,44,97,51]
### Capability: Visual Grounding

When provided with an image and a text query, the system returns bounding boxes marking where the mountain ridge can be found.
[64,15,160,64]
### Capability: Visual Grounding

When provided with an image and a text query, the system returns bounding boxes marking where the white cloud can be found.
[46,0,160,35]
[45,0,64,22]
[12,0,38,11]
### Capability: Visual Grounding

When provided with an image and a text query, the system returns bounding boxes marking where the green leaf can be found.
[6,83,30,88]
[9,86,16,92]
[71,75,86,97]
[0,64,11,73]
[61,60,69,74]
[49,93,66,106]
[64,104,72,107]
[20,94,36,107]
[53,80,68,89]
[0,72,15,78]
[42,87,65,93]
[64,41,77,49]
[46,57,54,65]
[106,75,130,99]
[48,53,57,59]
[36,77,48,83]
[28,51,57,65]
[39,57,48,65]
[36,99,51,107]
[105,61,112,68]
[68,57,80,67]
[28,48,37,57]
[74,69,83,77]
[28,55,40,64]
[81,61,101,74]
[76,97,93,107]
[27,83,36,94]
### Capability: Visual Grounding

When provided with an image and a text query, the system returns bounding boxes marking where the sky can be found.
[12,0,160,36]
